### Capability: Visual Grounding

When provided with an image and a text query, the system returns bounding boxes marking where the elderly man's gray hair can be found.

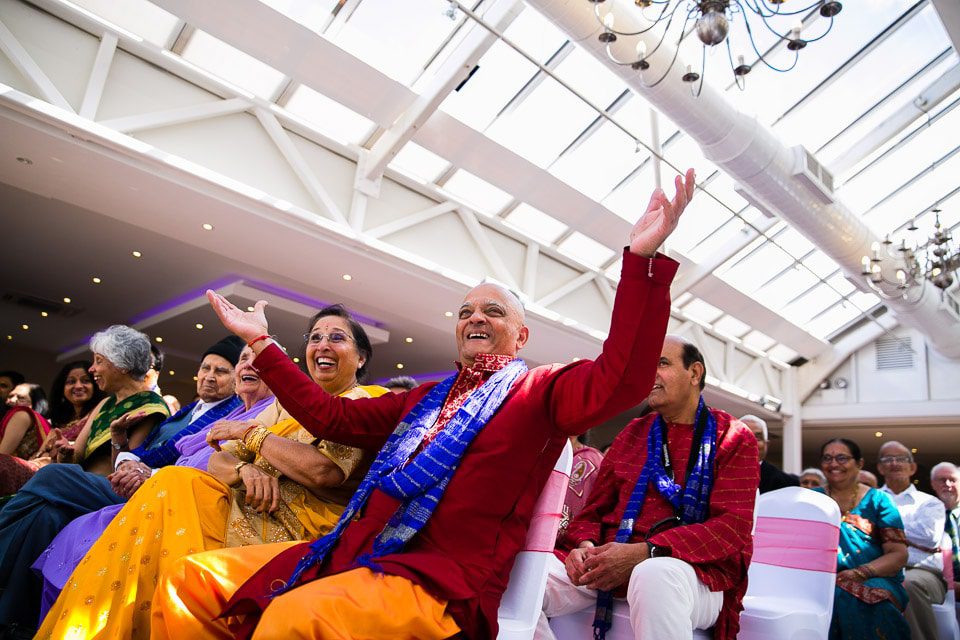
[931,461,959,482]
[739,414,767,441]
[89,325,152,381]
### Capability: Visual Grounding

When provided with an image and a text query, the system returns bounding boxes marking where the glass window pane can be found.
[742,329,777,353]
[557,232,616,268]
[284,84,374,146]
[767,344,799,365]
[755,268,820,310]
[389,142,451,184]
[69,0,180,48]
[681,298,724,325]
[181,30,287,99]
[440,169,513,215]
[549,121,646,200]
[552,47,625,108]
[720,243,795,292]
[780,285,841,325]
[713,315,752,339]
[504,203,568,245]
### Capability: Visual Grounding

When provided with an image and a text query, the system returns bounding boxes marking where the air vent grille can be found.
[875,336,914,370]
[1,291,83,317]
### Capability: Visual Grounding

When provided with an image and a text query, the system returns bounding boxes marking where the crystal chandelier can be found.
[588,0,843,96]
[861,209,960,300]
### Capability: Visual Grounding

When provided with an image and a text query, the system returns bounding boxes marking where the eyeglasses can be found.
[303,331,352,346]
[820,454,854,465]
[878,455,912,465]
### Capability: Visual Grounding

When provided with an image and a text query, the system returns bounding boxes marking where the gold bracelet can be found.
[246,427,270,456]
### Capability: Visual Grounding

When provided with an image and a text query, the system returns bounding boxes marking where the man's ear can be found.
[691,362,705,388]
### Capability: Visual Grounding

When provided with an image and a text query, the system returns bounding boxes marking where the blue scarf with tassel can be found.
[593,397,717,640]
[277,358,528,594]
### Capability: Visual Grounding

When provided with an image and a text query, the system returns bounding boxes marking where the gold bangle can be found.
[234,460,249,477]
[246,427,270,456]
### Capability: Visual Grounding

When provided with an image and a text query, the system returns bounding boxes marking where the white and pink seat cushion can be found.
[497,442,573,640]
[737,486,840,640]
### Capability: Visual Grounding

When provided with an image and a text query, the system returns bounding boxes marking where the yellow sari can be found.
[38,384,387,640]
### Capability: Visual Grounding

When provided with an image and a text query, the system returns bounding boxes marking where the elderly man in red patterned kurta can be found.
[150,170,697,640]
[538,336,758,640]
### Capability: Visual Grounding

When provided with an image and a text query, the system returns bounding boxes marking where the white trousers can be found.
[535,554,723,640]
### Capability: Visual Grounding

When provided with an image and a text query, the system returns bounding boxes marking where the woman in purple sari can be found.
[32,346,275,619]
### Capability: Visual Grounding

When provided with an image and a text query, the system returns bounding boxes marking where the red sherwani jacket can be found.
[242,250,678,638]
[563,410,759,640]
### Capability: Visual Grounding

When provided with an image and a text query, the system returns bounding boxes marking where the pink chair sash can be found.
[523,469,569,552]
[944,543,954,583]
[752,516,839,573]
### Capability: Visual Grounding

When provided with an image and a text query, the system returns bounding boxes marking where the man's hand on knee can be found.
[579,542,649,591]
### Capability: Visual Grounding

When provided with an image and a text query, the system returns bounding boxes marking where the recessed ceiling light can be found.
[132,251,142,258]
[404,337,413,343]
[246,306,255,312]
[911,448,918,454]
[92,277,101,284]
[155,336,163,343]
[21,324,29,330]
[168,370,175,376]
[875,431,883,438]
[202,223,214,231]
[6,335,11,340]
[195,323,204,330]
[396,363,404,369]
[63,297,71,304]
[40,311,48,317]
[16,156,32,165]
[292,357,300,363]
[444,311,453,318]
[192,375,198,381]
[342,274,352,281]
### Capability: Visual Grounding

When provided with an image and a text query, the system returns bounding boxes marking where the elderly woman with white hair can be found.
[0,325,169,635]
[799,467,828,489]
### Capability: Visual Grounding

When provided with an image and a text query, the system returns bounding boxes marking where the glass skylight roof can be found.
[40,0,959,367]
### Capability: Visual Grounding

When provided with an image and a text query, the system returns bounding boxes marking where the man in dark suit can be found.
[740,414,798,494]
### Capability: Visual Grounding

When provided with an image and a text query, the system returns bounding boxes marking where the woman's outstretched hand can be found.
[206,290,269,344]
[629,168,696,258]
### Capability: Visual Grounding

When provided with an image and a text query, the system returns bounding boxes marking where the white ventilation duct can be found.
[528,0,960,358]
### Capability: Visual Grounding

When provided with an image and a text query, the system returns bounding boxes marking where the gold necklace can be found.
[828,485,860,514]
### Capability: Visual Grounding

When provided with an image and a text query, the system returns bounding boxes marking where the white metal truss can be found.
[0,0,791,409]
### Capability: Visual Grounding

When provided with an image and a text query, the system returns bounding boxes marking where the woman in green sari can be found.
[818,437,909,640]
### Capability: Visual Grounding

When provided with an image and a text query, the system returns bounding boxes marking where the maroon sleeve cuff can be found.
[620,248,679,285]
[251,342,290,373]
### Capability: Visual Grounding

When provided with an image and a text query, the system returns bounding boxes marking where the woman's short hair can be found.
[305,305,373,383]
[48,360,105,426]
[799,468,827,486]
[88,325,153,381]
[16,383,49,417]
[819,437,862,461]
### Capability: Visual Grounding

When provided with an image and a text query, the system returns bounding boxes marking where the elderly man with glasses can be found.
[877,440,947,640]
[931,462,960,603]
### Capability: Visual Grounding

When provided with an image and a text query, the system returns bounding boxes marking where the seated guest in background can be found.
[0,383,51,495]
[799,467,827,489]
[540,336,758,640]
[162,394,181,413]
[0,333,246,635]
[741,414,798,494]
[818,438,909,640]
[384,375,418,394]
[38,305,387,640]
[0,371,24,422]
[148,169,695,640]
[146,344,165,395]
[860,469,879,489]
[45,360,105,442]
[878,441,946,640]
[931,462,959,599]
[557,434,604,541]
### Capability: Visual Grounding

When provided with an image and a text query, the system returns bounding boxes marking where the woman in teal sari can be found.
[818,437,909,640]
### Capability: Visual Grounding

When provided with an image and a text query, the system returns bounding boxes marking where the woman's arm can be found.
[257,434,345,493]
[108,412,163,468]
[0,411,31,455]
[207,449,282,513]
[840,540,908,582]
[68,398,106,463]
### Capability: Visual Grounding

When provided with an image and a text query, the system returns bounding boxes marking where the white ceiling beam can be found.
[536,270,598,308]
[830,63,960,176]
[802,398,960,427]
[932,0,960,53]
[688,272,831,359]
[253,107,348,226]
[523,242,539,299]
[0,18,73,112]
[79,31,116,119]
[99,97,252,133]
[365,200,459,239]
[358,0,522,194]
[457,207,520,290]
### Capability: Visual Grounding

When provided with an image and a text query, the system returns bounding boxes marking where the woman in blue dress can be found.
[818,437,909,639]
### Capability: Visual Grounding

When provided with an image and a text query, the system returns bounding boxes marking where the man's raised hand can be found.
[629,168,696,258]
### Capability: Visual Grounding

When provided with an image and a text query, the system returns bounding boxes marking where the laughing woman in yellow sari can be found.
[38,305,387,640]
